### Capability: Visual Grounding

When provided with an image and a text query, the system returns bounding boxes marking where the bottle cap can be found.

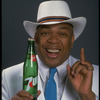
[28,38,35,41]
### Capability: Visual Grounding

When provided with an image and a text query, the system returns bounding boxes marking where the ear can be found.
[34,33,38,43]
[34,33,39,44]
[71,34,74,48]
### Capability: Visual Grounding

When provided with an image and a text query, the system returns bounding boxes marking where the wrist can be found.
[79,91,95,100]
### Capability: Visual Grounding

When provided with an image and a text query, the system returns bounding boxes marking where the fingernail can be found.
[30,95,34,99]
[71,70,74,75]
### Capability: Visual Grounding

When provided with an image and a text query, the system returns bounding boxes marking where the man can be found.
[2,0,99,100]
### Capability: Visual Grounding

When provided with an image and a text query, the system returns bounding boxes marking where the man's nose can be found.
[47,33,59,44]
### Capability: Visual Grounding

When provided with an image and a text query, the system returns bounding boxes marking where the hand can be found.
[67,48,95,100]
[11,90,41,100]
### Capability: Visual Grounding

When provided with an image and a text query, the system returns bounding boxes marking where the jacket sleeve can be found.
[92,65,99,100]
[95,95,99,100]
[2,70,10,100]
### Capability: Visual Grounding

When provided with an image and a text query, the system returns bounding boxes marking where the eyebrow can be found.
[37,25,50,29]
[59,27,69,30]
[58,27,73,32]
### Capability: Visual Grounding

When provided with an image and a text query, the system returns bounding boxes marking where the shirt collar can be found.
[57,57,69,82]
[36,55,49,82]
[36,55,70,83]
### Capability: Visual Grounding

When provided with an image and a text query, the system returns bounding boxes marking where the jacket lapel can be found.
[61,77,79,100]
[37,71,45,100]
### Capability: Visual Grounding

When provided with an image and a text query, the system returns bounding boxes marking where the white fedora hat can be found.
[23,0,87,40]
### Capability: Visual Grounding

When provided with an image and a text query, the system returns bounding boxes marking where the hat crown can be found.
[37,1,72,21]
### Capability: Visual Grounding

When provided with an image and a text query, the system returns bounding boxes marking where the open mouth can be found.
[47,49,60,53]
[45,48,61,58]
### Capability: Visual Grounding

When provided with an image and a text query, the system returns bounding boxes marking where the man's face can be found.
[35,23,74,67]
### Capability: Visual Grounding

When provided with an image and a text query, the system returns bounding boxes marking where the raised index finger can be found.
[80,48,85,63]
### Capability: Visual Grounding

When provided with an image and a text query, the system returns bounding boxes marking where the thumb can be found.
[37,90,41,97]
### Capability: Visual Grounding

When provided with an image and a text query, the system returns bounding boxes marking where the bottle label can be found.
[24,76,38,91]
[30,55,36,61]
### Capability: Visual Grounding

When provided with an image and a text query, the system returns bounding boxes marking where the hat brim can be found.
[23,17,87,40]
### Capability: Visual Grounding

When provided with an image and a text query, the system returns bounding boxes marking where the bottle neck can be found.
[27,40,36,55]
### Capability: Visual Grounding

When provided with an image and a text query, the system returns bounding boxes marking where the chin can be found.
[45,61,63,68]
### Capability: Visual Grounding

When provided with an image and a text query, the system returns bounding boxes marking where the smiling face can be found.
[35,23,74,67]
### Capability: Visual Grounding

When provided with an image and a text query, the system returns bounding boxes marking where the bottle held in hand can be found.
[23,38,38,98]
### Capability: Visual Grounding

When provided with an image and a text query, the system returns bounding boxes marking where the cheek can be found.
[35,38,46,53]
[61,41,72,60]
[62,39,73,52]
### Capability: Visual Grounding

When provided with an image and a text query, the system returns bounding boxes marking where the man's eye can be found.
[40,32,49,36]
[59,33,67,37]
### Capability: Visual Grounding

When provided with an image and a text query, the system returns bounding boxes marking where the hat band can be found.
[37,16,70,23]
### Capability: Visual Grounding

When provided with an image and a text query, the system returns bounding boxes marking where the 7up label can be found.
[24,76,38,91]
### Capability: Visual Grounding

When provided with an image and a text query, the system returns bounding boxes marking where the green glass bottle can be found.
[23,38,38,98]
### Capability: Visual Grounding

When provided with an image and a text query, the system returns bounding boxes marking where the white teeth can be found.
[47,49,60,53]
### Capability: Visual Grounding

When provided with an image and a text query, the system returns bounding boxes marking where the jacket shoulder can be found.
[2,62,24,78]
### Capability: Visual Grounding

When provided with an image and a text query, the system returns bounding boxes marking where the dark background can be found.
[2,0,99,69]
